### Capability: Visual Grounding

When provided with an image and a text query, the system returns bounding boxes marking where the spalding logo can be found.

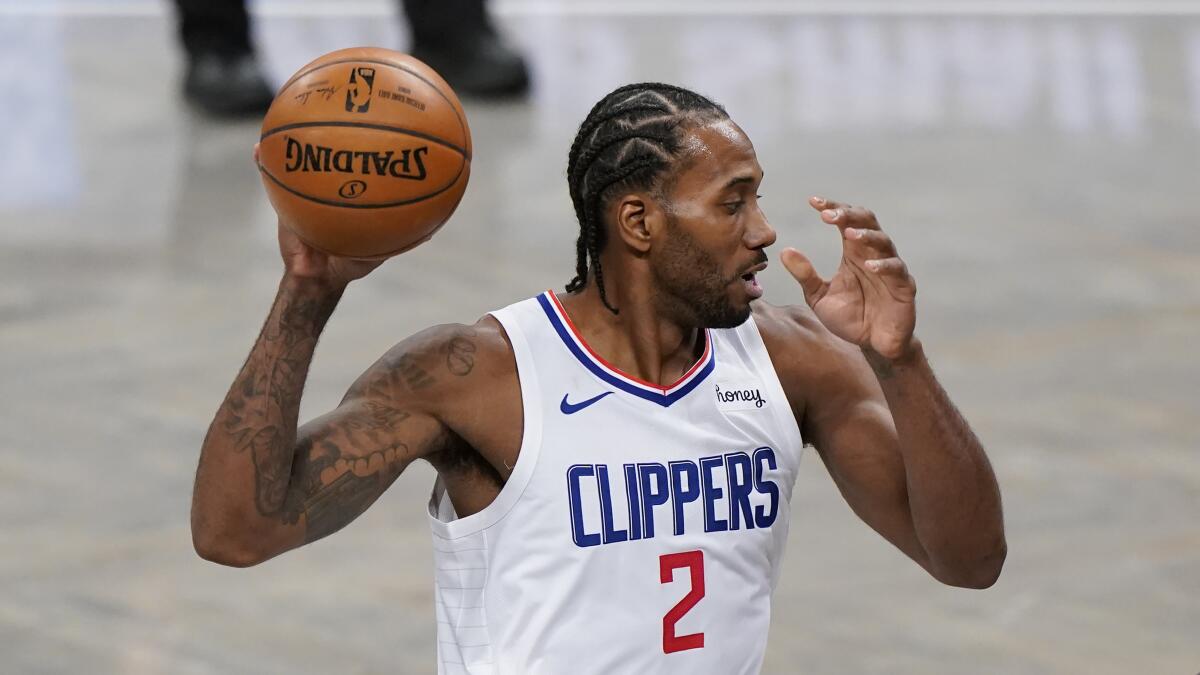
[283,137,428,180]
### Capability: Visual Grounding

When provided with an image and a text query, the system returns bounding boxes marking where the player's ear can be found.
[613,193,653,254]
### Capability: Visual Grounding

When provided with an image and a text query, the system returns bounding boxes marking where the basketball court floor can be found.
[1,1,1198,673]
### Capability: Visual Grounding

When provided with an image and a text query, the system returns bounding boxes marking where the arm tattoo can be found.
[445,329,478,376]
[353,325,478,400]
[212,280,341,518]
[352,352,434,401]
[398,354,436,390]
[196,286,474,553]
[284,402,417,543]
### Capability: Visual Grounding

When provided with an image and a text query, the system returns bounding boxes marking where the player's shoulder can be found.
[752,301,828,351]
[403,315,513,363]
[345,314,515,410]
[751,301,862,376]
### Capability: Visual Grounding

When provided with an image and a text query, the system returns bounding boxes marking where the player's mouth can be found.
[740,262,767,300]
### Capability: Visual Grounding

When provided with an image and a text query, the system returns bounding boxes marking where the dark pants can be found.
[175,0,491,57]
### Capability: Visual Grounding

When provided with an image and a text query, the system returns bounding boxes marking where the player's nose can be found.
[745,210,776,250]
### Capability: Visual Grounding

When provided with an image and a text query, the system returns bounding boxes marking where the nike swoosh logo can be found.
[560,392,613,415]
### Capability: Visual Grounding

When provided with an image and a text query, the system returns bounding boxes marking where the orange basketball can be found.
[258,47,472,259]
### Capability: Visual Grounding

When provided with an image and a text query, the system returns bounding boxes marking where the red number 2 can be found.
[659,550,705,654]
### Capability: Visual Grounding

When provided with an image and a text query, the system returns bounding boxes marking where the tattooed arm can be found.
[190,267,484,566]
[191,211,479,566]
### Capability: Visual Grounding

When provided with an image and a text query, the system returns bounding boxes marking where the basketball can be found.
[257,47,472,259]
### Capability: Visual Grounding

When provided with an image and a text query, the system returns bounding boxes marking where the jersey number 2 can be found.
[659,550,705,654]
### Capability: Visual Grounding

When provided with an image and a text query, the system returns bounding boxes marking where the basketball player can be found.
[191,84,1006,673]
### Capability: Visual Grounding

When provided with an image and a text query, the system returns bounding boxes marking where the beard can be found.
[651,214,754,329]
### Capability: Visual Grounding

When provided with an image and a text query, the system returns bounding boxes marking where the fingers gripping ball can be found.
[258,47,472,259]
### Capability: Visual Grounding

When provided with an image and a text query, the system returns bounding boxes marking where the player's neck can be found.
[559,278,705,388]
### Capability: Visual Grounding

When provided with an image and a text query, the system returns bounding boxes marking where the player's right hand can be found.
[254,143,385,288]
[276,221,384,287]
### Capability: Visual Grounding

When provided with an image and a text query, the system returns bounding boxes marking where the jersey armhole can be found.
[427,309,544,540]
[742,314,806,453]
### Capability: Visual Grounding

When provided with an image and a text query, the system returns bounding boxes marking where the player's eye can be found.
[724,201,745,214]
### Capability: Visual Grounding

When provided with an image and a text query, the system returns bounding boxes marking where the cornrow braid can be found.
[564,83,728,313]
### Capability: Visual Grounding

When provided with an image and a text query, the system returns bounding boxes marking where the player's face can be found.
[649,119,775,328]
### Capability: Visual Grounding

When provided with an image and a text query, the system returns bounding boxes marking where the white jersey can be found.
[428,291,805,674]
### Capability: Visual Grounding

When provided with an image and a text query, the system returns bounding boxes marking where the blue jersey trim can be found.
[536,293,716,408]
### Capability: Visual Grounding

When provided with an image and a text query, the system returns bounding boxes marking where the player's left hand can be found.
[780,197,917,361]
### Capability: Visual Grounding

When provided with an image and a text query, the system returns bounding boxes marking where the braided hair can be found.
[565,83,729,313]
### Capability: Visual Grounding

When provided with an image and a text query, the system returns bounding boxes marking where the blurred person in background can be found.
[174,0,530,116]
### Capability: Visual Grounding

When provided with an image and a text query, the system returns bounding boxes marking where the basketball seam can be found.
[275,56,471,160]
[377,216,452,257]
[259,121,469,157]
[256,160,467,210]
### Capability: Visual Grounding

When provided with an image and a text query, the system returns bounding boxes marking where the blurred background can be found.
[1,0,1198,673]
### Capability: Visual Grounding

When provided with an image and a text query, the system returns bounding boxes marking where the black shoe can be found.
[413,31,530,99]
[184,52,274,117]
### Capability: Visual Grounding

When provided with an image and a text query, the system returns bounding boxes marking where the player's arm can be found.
[190,200,453,566]
[191,306,460,566]
[772,197,1006,589]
